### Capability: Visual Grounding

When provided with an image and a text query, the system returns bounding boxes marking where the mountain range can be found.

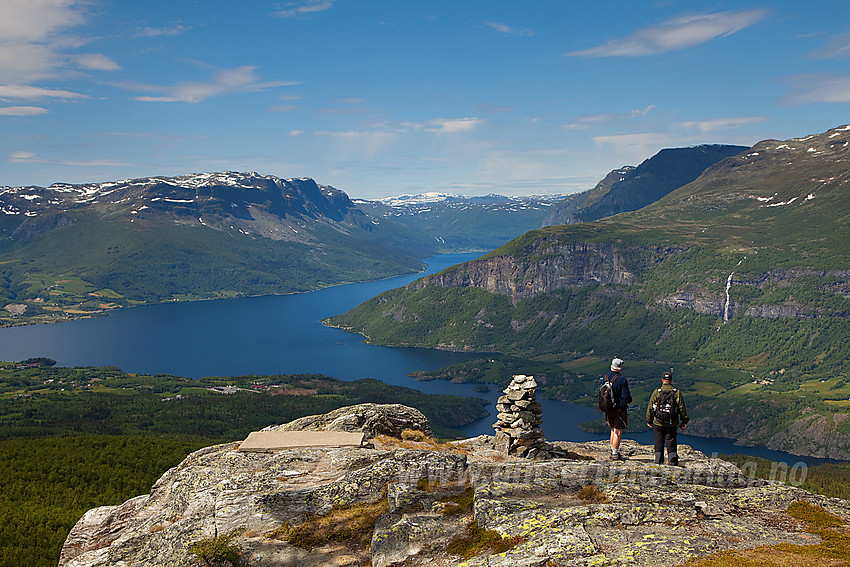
[354,192,565,252]
[0,172,435,325]
[327,124,850,459]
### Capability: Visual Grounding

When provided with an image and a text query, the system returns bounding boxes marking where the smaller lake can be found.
[0,253,838,467]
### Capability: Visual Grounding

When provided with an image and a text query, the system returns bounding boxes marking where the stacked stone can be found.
[493,374,567,459]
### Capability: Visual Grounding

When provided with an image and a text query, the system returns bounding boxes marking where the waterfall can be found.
[723,272,734,322]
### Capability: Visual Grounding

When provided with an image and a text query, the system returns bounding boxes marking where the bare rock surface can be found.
[264,402,431,439]
[61,404,850,567]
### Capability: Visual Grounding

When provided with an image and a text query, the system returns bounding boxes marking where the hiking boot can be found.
[609,452,621,461]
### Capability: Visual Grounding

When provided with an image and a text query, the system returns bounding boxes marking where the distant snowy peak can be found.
[0,172,346,223]
[370,192,566,213]
[2,172,324,202]
[377,192,457,207]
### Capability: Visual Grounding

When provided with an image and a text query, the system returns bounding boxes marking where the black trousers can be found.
[652,424,679,465]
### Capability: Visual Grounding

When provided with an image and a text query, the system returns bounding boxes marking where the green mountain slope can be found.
[544,144,748,225]
[327,124,850,459]
[0,173,434,325]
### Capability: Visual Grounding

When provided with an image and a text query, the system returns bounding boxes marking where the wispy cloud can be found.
[315,118,484,143]
[0,105,48,116]
[76,53,120,71]
[808,30,850,59]
[476,103,515,114]
[0,85,85,99]
[566,9,768,57]
[679,116,765,131]
[484,21,534,37]
[423,117,482,133]
[123,66,299,103]
[8,150,133,166]
[780,73,850,105]
[274,0,335,19]
[135,24,187,38]
[562,106,656,130]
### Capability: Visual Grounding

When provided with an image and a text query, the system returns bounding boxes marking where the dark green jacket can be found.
[646,384,689,427]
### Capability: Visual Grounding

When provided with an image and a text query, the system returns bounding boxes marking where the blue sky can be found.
[1,1,848,199]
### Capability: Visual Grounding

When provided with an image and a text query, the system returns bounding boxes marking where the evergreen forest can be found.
[0,360,487,567]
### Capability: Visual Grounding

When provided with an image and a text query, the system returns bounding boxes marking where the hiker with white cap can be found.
[599,357,632,460]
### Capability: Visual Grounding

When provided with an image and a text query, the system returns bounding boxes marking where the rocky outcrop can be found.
[413,238,634,301]
[61,404,850,567]
[264,402,432,439]
[657,291,728,317]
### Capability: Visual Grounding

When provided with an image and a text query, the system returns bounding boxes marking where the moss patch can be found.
[446,520,527,559]
[684,501,850,566]
[439,485,475,516]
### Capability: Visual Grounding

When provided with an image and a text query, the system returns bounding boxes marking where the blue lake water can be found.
[0,253,835,466]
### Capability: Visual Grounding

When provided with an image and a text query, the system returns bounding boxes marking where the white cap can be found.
[611,358,624,371]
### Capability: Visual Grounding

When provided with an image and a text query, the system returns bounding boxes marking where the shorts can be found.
[606,409,628,431]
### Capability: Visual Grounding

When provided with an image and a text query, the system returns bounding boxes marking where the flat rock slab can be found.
[237,430,365,452]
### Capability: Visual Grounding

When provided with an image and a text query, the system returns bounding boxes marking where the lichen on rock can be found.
[60,404,850,567]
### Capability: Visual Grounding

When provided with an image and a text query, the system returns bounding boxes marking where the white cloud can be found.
[0,84,85,99]
[484,21,534,37]
[781,73,850,105]
[0,106,48,116]
[355,117,483,135]
[679,116,765,131]
[9,150,39,161]
[809,30,850,59]
[0,0,88,82]
[0,0,84,43]
[423,117,482,134]
[7,150,132,166]
[274,0,335,18]
[135,24,187,38]
[562,106,656,130]
[126,66,300,103]
[566,9,768,57]
[76,53,120,71]
[593,132,672,149]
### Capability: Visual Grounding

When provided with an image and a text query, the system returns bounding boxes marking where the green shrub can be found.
[189,530,242,566]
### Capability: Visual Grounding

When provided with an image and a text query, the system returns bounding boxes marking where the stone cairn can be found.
[493,374,570,459]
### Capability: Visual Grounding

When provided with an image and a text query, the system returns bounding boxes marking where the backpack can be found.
[653,388,678,423]
[598,374,618,412]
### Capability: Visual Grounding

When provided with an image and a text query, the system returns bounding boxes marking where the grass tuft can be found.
[577,484,610,504]
[273,497,389,550]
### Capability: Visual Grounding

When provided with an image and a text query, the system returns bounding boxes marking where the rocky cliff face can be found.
[61,404,850,567]
[412,237,634,302]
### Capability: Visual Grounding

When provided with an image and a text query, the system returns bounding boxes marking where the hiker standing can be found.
[601,357,632,460]
[646,371,689,466]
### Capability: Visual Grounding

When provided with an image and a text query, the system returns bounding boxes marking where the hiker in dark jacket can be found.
[646,371,689,465]
[603,357,632,460]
